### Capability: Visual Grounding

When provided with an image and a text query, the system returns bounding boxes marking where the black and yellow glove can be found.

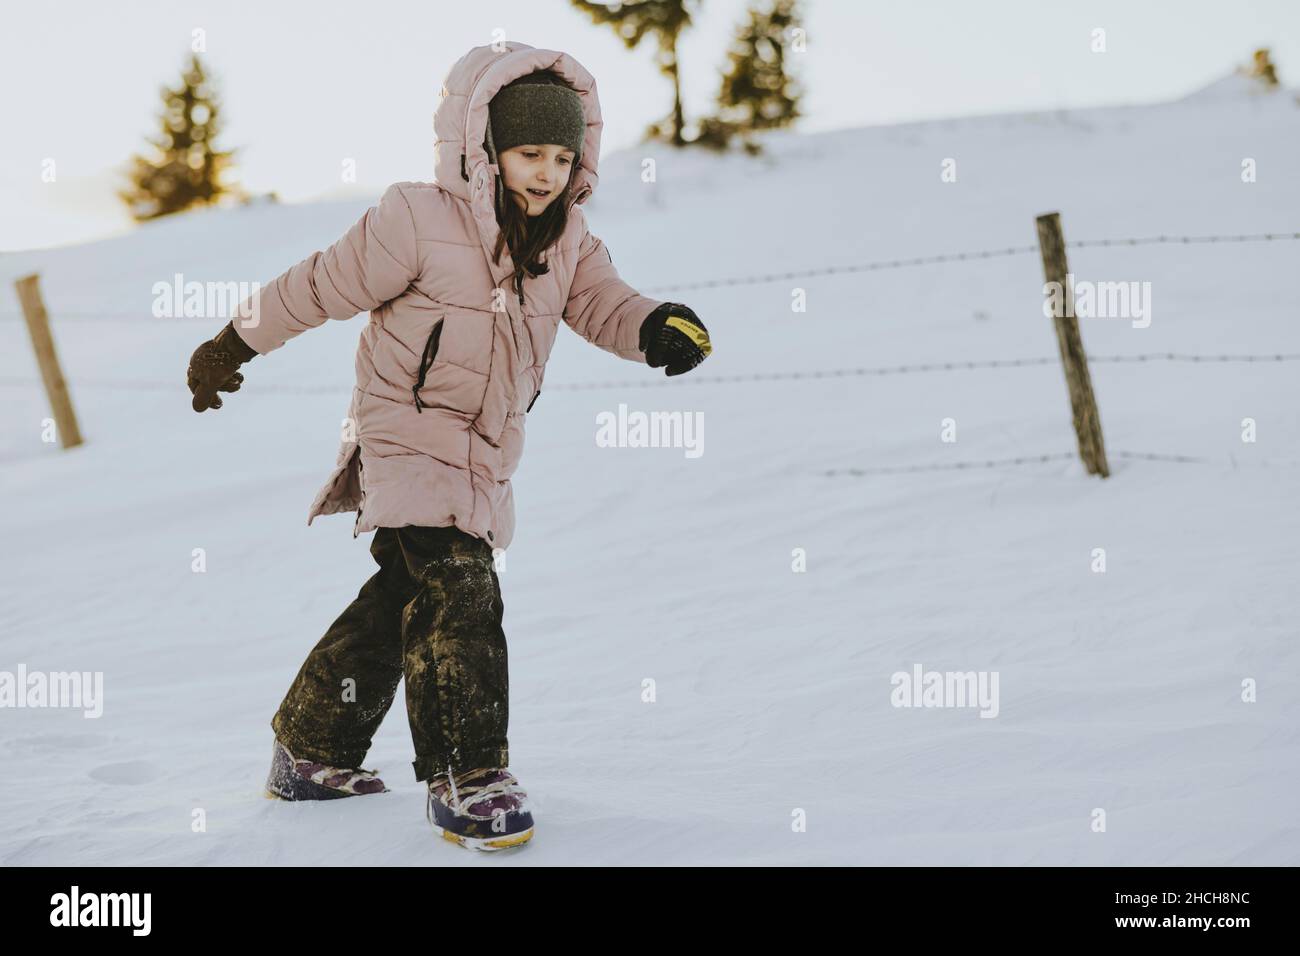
[639,303,712,377]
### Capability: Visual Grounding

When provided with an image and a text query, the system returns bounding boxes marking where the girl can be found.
[185,42,713,851]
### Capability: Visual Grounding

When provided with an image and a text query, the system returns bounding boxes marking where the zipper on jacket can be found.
[526,389,541,414]
[413,318,445,413]
[354,458,364,535]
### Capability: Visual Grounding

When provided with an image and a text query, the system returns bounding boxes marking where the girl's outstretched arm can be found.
[562,224,663,364]
[562,221,713,376]
[233,182,421,356]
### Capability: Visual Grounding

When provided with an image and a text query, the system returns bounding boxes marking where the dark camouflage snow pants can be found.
[271,525,509,782]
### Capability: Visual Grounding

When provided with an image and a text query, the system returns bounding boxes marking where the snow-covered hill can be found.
[1,79,1297,865]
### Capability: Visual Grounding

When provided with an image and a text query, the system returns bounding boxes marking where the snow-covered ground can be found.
[1,77,1297,865]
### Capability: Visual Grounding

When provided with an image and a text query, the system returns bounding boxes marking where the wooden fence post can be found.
[14,273,84,450]
[1035,212,1109,477]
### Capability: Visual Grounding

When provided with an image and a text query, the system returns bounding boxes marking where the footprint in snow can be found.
[89,760,159,785]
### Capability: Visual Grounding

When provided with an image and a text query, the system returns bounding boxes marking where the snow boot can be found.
[264,737,389,800]
[426,766,534,850]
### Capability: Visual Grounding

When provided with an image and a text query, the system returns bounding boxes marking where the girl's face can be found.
[498,144,576,217]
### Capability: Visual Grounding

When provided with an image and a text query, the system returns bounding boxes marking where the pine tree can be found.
[118,53,242,221]
[696,0,803,154]
[1247,48,1280,88]
[569,0,699,147]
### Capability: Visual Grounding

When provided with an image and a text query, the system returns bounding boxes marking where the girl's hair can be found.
[491,159,573,294]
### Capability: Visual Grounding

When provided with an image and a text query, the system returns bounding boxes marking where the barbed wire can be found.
[641,245,1044,293]
[4,230,1297,320]
[1,350,1297,396]
[825,452,1078,475]
[0,311,213,322]
[641,231,1300,294]
[823,449,1240,476]
[1112,450,1212,464]
[541,351,1300,390]
[1089,352,1300,364]
[1071,232,1300,249]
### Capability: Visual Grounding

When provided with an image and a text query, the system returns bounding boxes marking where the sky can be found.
[2,0,1298,251]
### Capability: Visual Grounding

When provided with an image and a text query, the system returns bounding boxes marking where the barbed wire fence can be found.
[642,231,1300,294]
[3,350,1298,394]
[823,449,1225,477]
[5,227,1298,472]
[4,230,1299,321]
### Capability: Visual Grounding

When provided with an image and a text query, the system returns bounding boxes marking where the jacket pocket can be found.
[412,318,444,413]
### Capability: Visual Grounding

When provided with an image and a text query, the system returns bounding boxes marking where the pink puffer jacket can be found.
[233,42,663,550]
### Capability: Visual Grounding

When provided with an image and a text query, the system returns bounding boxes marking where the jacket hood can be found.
[433,43,602,280]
